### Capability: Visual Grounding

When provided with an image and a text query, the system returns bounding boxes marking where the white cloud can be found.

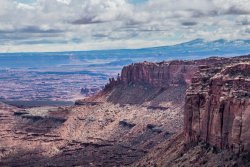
[0,0,249,52]
[56,0,71,5]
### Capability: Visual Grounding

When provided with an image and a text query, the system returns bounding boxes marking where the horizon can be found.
[0,38,250,54]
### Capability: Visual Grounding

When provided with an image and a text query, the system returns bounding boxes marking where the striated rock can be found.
[103,55,250,90]
[1,55,250,166]
[97,55,250,106]
[120,60,198,87]
[184,62,250,153]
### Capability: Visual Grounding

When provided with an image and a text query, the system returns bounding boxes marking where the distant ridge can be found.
[0,39,250,56]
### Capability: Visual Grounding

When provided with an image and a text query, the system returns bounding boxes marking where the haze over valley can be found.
[1,39,250,104]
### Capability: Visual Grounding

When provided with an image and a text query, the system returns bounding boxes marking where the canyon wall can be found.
[184,62,250,153]
[103,60,204,105]
[120,60,198,87]
[108,54,250,153]
[101,56,250,106]
[106,56,250,89]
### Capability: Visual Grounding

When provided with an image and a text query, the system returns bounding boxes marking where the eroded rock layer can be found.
[184,62,250,153]
[1,55,250,167]
[120,61,196,87]
[118,56,250,88]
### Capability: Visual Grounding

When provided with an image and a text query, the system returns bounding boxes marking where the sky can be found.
[0,0,250,52]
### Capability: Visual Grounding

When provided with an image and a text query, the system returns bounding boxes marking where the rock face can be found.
[184,62,250,153]
[100,56,250,106]
[105,56,250,89]
[120,60,198,87]
[1,55,250,166]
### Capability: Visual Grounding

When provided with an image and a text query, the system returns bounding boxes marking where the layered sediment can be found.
[1,55,250,166]
[107,56,250,89]
[184,62,250,153]
[120,60,197,87]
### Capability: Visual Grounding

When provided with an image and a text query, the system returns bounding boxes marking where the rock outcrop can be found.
[100,55,250,106]
[104,55,250,90]
[1,55,250,167]
[120,61,197,87]
[184,62,250,153]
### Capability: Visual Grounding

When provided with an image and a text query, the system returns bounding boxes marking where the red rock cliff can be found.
[117,56,250,88]
[120,61,198,87]
[184,62,250,153]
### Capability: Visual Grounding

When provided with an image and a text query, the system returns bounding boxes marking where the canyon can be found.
[0,55,249,166]
[184,61,250,153]
[1,39,249,102]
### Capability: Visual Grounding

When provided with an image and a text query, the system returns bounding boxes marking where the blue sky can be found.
[0,0,250,52]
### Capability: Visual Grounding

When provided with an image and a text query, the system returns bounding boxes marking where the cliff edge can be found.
[184,62,250,153]
[1,55,250,167]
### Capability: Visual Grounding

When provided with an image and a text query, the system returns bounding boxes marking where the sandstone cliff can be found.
[184,62,250,153]
[120,60,198,87]
[100,56,249,105]
[1,55,250,167]
[105,56,249,89]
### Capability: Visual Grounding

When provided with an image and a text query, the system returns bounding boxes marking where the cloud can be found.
[69,0,134,25]
[236,16,250,26]
[17,39,68,45]
[181,21,198,26]
[92,34,109,38]
[0,0,250,52]
[18,26,63,33]
[71,17,105,25]
[224,6,250,15]
[56,0,71,5]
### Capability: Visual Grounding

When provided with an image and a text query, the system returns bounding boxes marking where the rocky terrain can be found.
[133,55,250,167]
[0,55,249,166]
[0,102,182,166]
[184,62,250,153]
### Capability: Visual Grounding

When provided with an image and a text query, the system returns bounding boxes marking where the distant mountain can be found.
[132,39,250,59]
[0,39,250,68]
[0,39,249,101]
[72,38,250,62]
